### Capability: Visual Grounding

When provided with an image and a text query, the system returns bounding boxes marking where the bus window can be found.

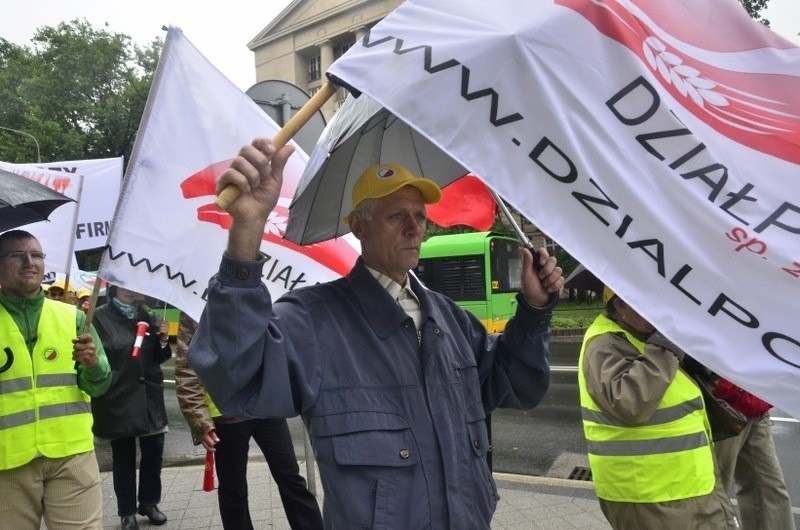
[415,255,485,302]
[489,239,522,292]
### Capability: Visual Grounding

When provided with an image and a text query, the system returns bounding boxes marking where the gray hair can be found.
[350,198,378,221]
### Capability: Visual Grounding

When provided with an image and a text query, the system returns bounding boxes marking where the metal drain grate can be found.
[568,466,593,481]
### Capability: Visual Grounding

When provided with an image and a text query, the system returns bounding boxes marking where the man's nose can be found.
[404,213,425,233]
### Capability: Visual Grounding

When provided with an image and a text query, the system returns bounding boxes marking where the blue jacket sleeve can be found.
[187,253,321,419]
[474,294,552,412]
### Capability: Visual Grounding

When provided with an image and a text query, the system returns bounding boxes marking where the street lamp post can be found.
[0,125,41,163]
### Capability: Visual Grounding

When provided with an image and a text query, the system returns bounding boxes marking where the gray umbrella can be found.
[0,168,75,232]
[285,93,469,245]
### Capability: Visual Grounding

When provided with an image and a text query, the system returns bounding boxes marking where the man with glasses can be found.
[0,230,112,529]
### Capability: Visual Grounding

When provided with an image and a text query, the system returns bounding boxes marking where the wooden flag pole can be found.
[80,278,104,336]
[214,81,337,210]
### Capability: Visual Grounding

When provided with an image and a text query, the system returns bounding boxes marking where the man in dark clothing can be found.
[175,312,322,529]
[189,139,564,528]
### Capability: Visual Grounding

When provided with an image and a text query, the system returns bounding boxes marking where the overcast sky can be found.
[2,0,294,91]
[2,0,799,92]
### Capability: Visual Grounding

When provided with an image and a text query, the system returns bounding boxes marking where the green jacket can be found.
[0,288,111,397]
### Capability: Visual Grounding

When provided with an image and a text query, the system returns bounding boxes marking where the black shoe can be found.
[137,504,167,525]
[120,515,139,530]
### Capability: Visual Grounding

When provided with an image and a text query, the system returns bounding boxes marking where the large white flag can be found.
[99,27,359,322]
[327,0,800,417]
[0,161,83,277]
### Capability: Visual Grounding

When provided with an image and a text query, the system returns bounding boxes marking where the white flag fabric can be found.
[98,27,359,322]
[20,157,123,251]
[327,0,800,418]
[0,161,83,277]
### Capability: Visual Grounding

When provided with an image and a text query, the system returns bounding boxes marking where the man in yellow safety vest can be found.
[578,285,739,529]
[0,230,112,529]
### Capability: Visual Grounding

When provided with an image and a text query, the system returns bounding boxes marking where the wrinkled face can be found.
[350,186,428,284]
[0,236,45,299]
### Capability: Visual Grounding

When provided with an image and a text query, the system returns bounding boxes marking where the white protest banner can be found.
[327,0,800,418]
[20,157,123,251]
[0,161,83,278]
[98,27,359,322]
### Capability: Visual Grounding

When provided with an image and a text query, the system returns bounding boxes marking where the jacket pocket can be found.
[313,411,418,467]
[465,400,498,517]
[465,401,490,458]
[310,411,418,528]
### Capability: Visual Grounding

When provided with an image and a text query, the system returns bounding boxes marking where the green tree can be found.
[0,19,161,164]
[740,0,771,25]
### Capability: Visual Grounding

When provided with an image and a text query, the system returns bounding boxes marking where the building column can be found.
[354,25,369,41]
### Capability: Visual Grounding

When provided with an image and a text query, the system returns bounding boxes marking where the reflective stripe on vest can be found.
[0,300,94,470]
[581,396,704,427]
[578,315,715,503]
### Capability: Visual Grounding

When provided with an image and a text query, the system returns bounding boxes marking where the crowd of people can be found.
[0,140,794,529]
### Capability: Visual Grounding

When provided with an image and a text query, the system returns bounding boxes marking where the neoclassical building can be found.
[247,0,547,247]
[248,0,403,121]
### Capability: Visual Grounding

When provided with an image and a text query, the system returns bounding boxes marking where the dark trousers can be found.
[214,418,322,530]
[110,433,165,516]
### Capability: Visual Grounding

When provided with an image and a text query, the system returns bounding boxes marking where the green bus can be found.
[414,232,523,332]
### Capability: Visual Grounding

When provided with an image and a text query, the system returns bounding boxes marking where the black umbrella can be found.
[0,168,75,232]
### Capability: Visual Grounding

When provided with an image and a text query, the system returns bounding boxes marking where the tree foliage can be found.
[740,0,770,25]
[0,19,161,164]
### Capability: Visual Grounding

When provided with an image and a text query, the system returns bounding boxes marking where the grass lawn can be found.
[552,299,604,329]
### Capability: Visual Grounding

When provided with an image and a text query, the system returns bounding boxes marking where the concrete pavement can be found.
[96,460,612,529]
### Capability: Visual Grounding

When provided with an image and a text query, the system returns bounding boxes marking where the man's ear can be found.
[349,212,364,240]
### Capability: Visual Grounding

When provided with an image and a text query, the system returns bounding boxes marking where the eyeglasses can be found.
[0,251,46,262]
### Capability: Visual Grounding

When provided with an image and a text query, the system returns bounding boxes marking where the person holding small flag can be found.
[90,285,172,530]
[175,311,322,529]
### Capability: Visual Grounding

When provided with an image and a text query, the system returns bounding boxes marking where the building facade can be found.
[248,0,403,121]
[247,0,549,249]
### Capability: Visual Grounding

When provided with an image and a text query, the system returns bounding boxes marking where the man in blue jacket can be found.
[189,138,564,528]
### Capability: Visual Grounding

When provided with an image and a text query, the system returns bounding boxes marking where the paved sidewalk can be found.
[97,462,611,529]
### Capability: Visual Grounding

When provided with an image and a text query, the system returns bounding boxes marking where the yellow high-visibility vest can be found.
[578,315,715,503]
[0,300,93,470]
[204,392,222,419]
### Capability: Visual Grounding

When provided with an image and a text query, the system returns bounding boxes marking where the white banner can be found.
[0,161,83,278]
[20,157,123,251]
[328,0,800,418]
[98,27,359,322]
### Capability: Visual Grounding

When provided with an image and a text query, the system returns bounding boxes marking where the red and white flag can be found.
[328,0,800,418]
[98,27,359,322]
[19,157,123,251]
[0,161,83,277]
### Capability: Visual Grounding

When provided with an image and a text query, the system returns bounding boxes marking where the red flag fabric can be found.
[203,450,215,492]
[427,174,496,231]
